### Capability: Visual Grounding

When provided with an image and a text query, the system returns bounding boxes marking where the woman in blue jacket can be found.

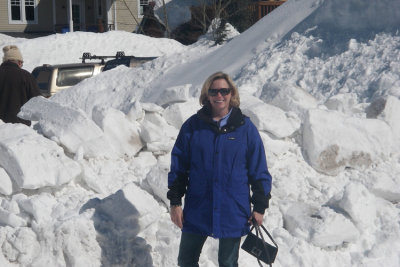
[167,72,272,267]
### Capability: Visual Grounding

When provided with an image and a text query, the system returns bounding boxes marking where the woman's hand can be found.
[249,211,264,226]
[170,206,184,229]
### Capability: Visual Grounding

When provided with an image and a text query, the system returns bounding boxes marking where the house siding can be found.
[0,0,142,33]
[115,0,140,32]
[0,0,54,32]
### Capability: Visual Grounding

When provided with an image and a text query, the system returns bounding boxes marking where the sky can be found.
[1,0,400,266]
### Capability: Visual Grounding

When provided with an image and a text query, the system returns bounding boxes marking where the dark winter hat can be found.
[3,45,23,63]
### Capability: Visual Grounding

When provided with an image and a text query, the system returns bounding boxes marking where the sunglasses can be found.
[208,88,231,96]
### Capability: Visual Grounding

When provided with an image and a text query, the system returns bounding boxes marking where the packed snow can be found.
[1,0,400,266]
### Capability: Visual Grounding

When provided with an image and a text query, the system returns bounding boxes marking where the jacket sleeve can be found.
[246,120,272,214]
[167,119,192,206]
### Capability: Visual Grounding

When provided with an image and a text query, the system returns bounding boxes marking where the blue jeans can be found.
[177,232,241,267]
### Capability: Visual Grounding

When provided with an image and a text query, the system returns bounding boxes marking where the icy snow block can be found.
[163,99,199,129]
[0,123,81,190]
[92,107,144,157]
[140,113,178,143]
[122,182,163,229]
[261,82,318,120]
[19,96,116,159]
[302,109,395,175]
[366,96,400,144]
[325,93,359,113]
[126,101,145,122]
[0,206,27,227]
[0,167,13,195]
[140,113,177,154]
[156,84,191,107]
[18,193,58,223]
[369,172,400,202]
[310,206,359,248]
[283,203,359,248]
[330,183,377,229]
[241,96,301,138]
[143,154,170,206]
[141,102,164,113]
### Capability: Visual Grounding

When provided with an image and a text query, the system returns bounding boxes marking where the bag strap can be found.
[259,224,279,249]
[250,224,278,267]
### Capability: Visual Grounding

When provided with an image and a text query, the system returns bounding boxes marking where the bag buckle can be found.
[251,246,262,257]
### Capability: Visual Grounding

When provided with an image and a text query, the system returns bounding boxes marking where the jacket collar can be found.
[1,61,19,68]
[197,104,245,133]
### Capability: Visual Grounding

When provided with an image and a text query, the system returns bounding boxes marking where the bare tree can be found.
[192,0,232,34]
[213,0,232,20]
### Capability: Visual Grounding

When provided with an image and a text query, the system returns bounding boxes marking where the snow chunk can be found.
[366,95,400,142]
[127,101,145,122]
[261,82,319,120]
[329,183,377,229]
[163,99,199,129]
[92,107,144,157]
[283,202,359,248]
[0,123,81,190]
[325,93,360,114]
[156,84,191,107]
[302,108,395,175]
[369,172,400,202]
[141,102,164,113]
[259,131,295,168]
[128,151,158,184]
[0,207,27,227]
[123,182,163,229]
[19,96,117,159]
[311,206,359,248]
[0,168,13,196]
[142,154,170,206]
[140,112,178,154]
[18,193,58,224]
[241,94,301,138]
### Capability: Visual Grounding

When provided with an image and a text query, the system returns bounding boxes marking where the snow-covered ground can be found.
[1,0,400,266]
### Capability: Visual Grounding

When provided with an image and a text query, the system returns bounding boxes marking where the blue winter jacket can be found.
[167,106,272,238]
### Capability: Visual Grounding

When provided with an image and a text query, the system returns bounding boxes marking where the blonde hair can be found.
[199,71,240,108]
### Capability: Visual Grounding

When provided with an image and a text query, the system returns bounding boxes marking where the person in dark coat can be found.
[167,71,272,267]
[0,45,40,126]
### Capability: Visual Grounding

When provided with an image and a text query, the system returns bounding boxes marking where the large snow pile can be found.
[0,0,400,266]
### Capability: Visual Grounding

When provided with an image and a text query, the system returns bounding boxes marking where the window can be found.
[139,0,149,17]
[57,66,94,87]
[32,68,51,95]
[9,0,37,24]
[11,0,21,20]
[25,0,35,20]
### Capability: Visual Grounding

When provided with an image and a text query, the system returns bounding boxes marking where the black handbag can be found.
[241,223,278,267]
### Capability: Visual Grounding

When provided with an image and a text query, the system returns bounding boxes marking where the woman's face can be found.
[208,78,232,115]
